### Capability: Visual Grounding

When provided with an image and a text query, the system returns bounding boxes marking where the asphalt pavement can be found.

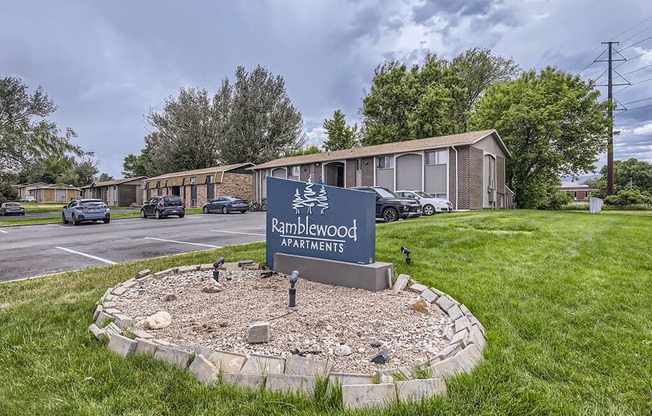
[0,212,267,282]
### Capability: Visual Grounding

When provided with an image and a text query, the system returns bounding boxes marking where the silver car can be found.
[0,202,25,216]
[62,199,111,225]
[395,190,453,216]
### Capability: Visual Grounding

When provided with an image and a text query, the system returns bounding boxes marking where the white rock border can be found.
[90,266,487,410]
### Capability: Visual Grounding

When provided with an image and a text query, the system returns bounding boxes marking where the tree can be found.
[0,76,83,174]
[469,67,610,208]
[142,66,305,175]
[361,49,519,146]
[292,145,321,156]
[0,180,18,203]
[322,110,359,151]
[145,88,224,176]
[97,173,114,182]
[220,65,306,164]
[596,158,652,196]
[15,154,99,187]
[122,153,147,178]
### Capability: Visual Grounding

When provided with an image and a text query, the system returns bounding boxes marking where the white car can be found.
[22,196,36,202]
[395,190,453,216]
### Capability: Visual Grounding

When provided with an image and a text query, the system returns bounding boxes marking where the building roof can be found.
[80,176,147,189]
[20,182,80,191]
[252,130,507,170]
[145,163,254,181]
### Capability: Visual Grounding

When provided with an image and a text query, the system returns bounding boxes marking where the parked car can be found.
[62,199,110,225]
[1,202,25,216]
[395,190,453,216]
[351,186,422,222]
[22,196,36,202]
[203,196,250,214]
[140,195,185,219]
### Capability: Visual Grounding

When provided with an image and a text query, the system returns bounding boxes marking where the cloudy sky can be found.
[2,0,651,178]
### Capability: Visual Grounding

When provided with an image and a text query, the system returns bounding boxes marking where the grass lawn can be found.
[1,210,651,415]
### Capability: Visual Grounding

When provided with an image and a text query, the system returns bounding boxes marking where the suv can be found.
[141,195,185,219]
[352,186,421,222]
[62,199,110,225]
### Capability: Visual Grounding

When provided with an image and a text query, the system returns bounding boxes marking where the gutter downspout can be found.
[451,145,459,210]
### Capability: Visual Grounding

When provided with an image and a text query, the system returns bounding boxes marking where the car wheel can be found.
[62,213,69,224]
[155,210,162,219]
[103,218,110,224]
[203,206,209,214]
[178,213,185,218]
[222,206,229,214]
[72,215,80,226]
[382,207,399,222]
[140,209,147,219]
[423,204,435,216]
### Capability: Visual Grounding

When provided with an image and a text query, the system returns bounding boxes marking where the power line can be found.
[622,96,652,105]
[621,34,652,51]
[615,103,652,115]
[622,63,652,76]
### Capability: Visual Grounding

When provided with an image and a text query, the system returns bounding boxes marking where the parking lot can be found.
[0,212,266,282]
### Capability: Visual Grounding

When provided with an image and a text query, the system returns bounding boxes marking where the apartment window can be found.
[356,159,362,171]
[376,156,394,169]
[426,149,448,165]
[291,166,300,177]
[190,177,197,185]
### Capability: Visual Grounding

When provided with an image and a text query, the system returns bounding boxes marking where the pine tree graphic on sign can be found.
[292,188,304,214]
[303,175,317,215]
[316,184,329,214]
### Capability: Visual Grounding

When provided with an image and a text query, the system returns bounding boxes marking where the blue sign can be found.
[266,176,376,269]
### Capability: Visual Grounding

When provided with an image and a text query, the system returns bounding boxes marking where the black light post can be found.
[401,247,411,264]
[213,257,225,282]
[289,270,299,308]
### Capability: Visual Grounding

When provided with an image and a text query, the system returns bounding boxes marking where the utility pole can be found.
[597,41,626,195]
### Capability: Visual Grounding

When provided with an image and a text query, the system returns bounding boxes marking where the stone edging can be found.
[89,265,487,410]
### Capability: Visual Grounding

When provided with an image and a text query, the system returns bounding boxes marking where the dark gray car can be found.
[140,196,185,219]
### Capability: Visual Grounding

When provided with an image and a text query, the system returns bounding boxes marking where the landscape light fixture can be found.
[289,270,300,308]
[401,246,411,265]
[213,257,225,282]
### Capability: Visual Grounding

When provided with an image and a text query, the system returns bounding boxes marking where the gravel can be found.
[117,269,453,374]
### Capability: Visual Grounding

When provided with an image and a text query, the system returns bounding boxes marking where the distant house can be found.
[141,163,254,208]
[251,130,513,210]
[561,182,597,202]
[80,177,147,207]
[15,182,81,203]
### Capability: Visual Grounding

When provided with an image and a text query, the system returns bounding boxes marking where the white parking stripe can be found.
[0,229,8,234]
[55,247,117,264]
[143,237,222,248]
[209,230,265,237]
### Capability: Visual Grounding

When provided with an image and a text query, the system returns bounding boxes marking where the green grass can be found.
[1,210,651,415]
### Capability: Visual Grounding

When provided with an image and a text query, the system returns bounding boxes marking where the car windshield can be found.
[81,200,104,207]
[6,202,20,207]
[163,197,181,203]
[415,191,432,198]
[374,188,398,198]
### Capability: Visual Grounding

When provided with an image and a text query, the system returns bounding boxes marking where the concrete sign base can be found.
[274,253,394,292]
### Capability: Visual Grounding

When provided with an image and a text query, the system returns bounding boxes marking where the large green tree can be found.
[322,109,359,151]
[0,76,82,174]
[469,67,610,208]
[122,152,147,178]
[17,155,99,187]
[143,66,305,174]
[361,49,519,145]
[145,88,224,176]
[220,65,305,164]
[596,158,652,196]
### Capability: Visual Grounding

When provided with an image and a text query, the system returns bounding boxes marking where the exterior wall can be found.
[425,164,447,196]
[361,158,374,186]
[395,154,422,190]
[448,148,457,209]
[469,147,484,210]
[346,160,356,188]
[473,136,507,158]
[217,173,254,202]
[376,167,394,190]
[496,156,506,208]
[456,146,471,209]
